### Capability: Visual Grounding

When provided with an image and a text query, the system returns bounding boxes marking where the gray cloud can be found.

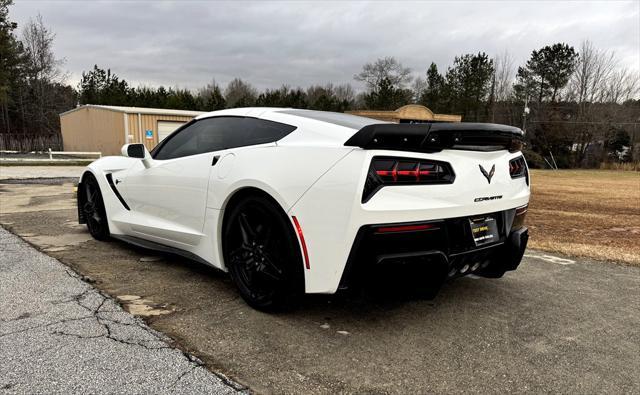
[10,0,640,91]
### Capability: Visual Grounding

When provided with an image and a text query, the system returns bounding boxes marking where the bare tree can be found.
[603,68,640,103]
[411,76,426,103]
[334,83,355,103]
[568,40,617,103]
[493,50,515,101]
[20,14,68,135]
[354,56,412,91]
[22,14,64,83]
[224,78,257,107]
[306,83,333,105]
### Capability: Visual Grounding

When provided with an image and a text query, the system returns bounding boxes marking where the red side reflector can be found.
[515,204,528,216]
[292,216,310,270]
[376,224,436,233]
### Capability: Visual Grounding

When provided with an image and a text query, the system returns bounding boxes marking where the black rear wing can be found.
[344,122,524,153]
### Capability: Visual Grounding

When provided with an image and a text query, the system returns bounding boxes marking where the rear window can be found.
[278,109,382,130]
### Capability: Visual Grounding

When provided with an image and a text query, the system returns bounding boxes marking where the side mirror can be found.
[121,143,153,168]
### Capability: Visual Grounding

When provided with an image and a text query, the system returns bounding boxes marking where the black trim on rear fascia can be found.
[375,250,448,265]
[105,173,130,210]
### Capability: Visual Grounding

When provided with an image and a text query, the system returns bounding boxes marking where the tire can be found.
[81,173,110,241]
[222,194,304,311]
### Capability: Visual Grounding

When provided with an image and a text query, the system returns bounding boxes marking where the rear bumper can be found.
[338,209,528,291]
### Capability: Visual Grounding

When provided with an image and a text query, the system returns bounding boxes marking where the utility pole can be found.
[522,98,530,133]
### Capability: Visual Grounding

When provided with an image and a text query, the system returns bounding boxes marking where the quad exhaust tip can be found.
[448,260,487,277]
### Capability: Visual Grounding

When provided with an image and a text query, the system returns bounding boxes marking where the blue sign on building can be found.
[145,130,153,139]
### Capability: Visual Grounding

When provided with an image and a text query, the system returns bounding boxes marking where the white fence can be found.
[0,149,102,164]
[1,149,101,159]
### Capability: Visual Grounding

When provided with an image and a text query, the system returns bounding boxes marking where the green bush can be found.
[522,148,546,169]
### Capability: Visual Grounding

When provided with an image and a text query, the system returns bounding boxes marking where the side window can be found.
[225,118,297,149]
[153,116,296,160]
[154,118,228,160]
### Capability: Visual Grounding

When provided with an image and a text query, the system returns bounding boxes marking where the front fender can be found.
[79,156,138,235]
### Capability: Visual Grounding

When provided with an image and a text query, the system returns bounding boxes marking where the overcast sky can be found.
[10,0,640,91]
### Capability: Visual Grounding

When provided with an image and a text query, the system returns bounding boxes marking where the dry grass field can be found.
[528,169,640,266]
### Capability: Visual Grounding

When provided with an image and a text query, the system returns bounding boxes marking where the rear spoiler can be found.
[344,122,524,153]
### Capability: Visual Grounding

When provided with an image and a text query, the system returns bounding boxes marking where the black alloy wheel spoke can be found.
[230,245,252,259]
[230,246,257,285]
[224,196,301,310]
[238,212,256,244]
[258,225,272,247]
[230,204,288,294]
[256,255,283,281]
[85,183,95,204]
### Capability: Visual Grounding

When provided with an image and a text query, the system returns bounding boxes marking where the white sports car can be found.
[78,108,530,310]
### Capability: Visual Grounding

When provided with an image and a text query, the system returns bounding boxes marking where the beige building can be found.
[59,105,204,156]
[348,104,461,123]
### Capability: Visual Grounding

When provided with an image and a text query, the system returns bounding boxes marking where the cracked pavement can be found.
[0,228,244,394]
[1,173,639,393]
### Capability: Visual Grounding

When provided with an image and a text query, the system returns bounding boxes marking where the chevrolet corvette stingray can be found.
[78,108,530,310]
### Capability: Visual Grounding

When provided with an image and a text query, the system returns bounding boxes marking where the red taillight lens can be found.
[362,156,455,202]
[376,223,439,233]
[509,156,527,178]
[372,158,453,184]
[509,155,529,186]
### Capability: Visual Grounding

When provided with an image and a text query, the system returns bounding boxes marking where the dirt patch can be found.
[0,182,77,214]
[116,295,174,316]
[528,170,640,266]
[0,177,78,185]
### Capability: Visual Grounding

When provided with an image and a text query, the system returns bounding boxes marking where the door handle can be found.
[212,155,220,166]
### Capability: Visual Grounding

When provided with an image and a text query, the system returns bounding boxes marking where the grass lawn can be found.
[528,169,640,266]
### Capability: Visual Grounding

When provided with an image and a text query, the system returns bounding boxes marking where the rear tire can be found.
[222,194,303,311]
[81,173,110,241]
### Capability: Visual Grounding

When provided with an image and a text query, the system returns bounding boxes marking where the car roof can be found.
[195,107,383,146]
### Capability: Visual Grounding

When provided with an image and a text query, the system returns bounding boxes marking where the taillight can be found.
[362,156,455,203]
[509,156,528,183]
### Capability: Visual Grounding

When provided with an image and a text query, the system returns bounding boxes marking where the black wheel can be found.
[223,194,303,311]
[81,173,110,241]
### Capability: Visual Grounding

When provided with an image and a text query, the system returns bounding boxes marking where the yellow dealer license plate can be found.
[469,216,499,247]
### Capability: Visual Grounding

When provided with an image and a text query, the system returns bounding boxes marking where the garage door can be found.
[157,121,185,142]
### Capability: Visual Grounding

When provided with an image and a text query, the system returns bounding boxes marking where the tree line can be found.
[1,0,638,168]
[1,1,74,150]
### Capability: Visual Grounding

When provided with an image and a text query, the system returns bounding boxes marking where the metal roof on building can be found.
[60,104,204,117]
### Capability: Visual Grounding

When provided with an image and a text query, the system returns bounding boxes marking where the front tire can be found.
[81,173,110,241]
[223,194,303,311]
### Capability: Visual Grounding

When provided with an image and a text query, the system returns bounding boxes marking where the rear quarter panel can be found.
[290,148,530,293]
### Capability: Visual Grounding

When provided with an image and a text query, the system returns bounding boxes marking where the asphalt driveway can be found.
[0,227,244,394]
[0,177,638,394]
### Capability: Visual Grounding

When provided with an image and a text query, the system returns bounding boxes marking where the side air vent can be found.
[106,173,130,210]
